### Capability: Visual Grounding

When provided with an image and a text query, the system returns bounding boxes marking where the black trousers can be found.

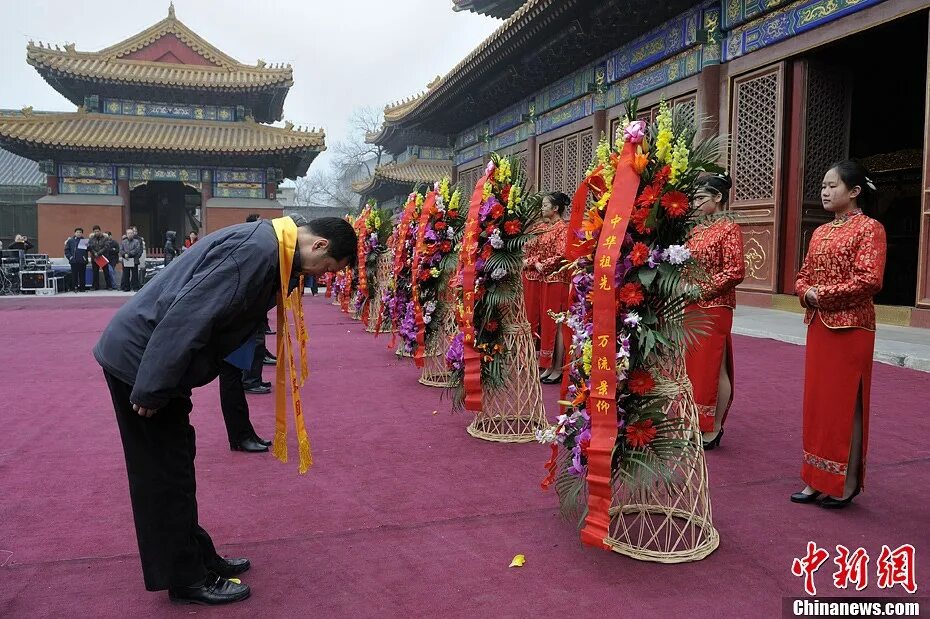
[70,262,86,291]
[92,261,114,290]
[242,329,267,388]
[121,266,139,291]
[219,361,258,444]
[104,371,224,591]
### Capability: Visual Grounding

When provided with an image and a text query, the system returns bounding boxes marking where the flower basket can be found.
[540,101,724,561]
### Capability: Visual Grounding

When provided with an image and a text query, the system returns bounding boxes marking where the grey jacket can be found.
[120,237,143,264]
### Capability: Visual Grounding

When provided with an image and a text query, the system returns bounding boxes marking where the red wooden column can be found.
[918,12,930,308]
[592,109,607,143]
[696,64,721,141]
[200,176,212,234]
[117,179,130,233]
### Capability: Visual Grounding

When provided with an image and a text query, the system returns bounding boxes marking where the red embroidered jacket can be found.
[523,219,569,283]
[795,214,886,330]
[687,218,745,309]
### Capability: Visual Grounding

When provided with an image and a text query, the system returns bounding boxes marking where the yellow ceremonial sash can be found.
[271,217,312,474]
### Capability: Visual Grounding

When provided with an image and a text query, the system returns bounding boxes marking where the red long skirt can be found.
[523,275,542,346]
[539,281,570,369]
[801,314,874,497]
[684,305,735,433]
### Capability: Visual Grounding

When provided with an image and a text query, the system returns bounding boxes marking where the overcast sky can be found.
[0,0,500,171]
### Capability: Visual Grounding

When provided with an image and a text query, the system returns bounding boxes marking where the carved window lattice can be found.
[539,129,595,194]
[803,67,850,201]
[732,73,779,202]
[458,166,483,195]
[540,142,553,193]
[552,139,566,192]
[516,150,528,183]
[565,134,579,193]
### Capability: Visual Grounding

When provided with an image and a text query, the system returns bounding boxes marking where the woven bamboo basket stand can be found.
[466,295,548,443]
[602,360,719,562]
[366,252,394,334]
[418,303,456,387]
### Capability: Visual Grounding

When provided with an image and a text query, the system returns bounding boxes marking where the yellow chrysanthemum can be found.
[582,340,593,376]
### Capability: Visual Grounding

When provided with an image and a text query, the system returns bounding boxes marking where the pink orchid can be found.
[623,120,646,144]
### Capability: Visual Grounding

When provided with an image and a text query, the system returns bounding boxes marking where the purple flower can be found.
[425,229,438,242]
[570,446,585,476]
[446,331,465,371]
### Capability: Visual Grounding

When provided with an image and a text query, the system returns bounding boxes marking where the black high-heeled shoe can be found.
[540,374,563,384]
[702,428,724,450]
[790,490,822,504]
[819,488,860,509]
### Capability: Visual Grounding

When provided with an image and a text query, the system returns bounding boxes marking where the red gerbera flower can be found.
[651,165,671,190]
[627,369,655,396]
[434,220,448,231]
[661,191,689,218]
[481,243,493,260]
[629,242,650,267]
[630,207,653,235]
[490,203,505,219]
[618,282,644,307]
[636,184,660,207]
[485,320,499,333]
[501,185,511,204]
[419,270,431,281]
[440,240,453,253]
[625,419,657,448]
[579,436,591,457]
[503,219,522,235]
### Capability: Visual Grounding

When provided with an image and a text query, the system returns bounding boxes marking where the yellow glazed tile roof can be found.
[0,111,325,155]
[26,6,293,91]
[352,158,451,193]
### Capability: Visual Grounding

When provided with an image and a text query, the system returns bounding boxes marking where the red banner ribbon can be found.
[459,171,491,412]
[579,141,638,550]
[411,191,437,368]
[389,195,419,348]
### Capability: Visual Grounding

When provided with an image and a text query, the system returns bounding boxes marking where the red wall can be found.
[121,34,217,66]
[38,204,124,256]
[205,207,284,233]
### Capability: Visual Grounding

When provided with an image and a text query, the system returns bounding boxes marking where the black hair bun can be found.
[702,173,732,194]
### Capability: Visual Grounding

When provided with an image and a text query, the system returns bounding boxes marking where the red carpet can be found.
[1,295,927,617]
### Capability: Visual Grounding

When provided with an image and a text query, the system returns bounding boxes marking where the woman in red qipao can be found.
[522,192,571,383]
[791,160,886,509]
[684,173,745,450]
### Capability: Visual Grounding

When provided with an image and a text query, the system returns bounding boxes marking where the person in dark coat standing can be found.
[88,225,115,290]
[93,217,356,605]
[64,227,89,292]
[120,229,143,291]
[163,231,178,266]
[104,231,120,287]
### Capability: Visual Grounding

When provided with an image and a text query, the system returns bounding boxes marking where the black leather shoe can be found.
[231,438,269,452]
[168,572,250,605]
[820,488,860,509]
[261,381,272,389]
[790,490,822,504]
[262,355,277,366]
[253,435,272,447]
[244,384,271,395]
[265,327,276,335]
[702,428,724,451]
[212,557,251,578]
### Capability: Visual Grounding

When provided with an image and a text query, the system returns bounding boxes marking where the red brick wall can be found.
[38,204,124,256]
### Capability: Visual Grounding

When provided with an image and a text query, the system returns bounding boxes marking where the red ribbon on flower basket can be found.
[579,141,639,550]
[356,216,371,324]
[339,269,352,313]
[459,170,492,412]
[411,191,437,368]
[324,273,333,298]
[387,195,418,348]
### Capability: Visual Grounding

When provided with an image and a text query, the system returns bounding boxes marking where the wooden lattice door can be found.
[458,165,484,195]
[538,129,595,195]
[797,61,852,266]
[729,64,786,293]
